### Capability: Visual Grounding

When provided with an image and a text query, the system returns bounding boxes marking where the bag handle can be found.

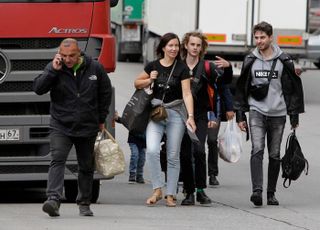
[283,178,291,188]
[97,129,116,143]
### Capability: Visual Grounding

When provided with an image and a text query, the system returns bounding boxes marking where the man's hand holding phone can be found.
[52,53,63,70]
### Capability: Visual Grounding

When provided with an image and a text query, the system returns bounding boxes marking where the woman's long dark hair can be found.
[156,32,181,60]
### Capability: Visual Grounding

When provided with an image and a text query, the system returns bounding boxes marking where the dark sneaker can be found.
[79,205,94,216]
[196,191,212,206]
[250,191,263,206]
[136,177,145,184]
[42,199,60,217]
[209,175,220,186]
[267,193,279,205]
[128,174,136,184]
[181,193,195,206]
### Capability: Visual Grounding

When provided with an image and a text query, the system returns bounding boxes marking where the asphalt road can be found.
[0,62,320,230]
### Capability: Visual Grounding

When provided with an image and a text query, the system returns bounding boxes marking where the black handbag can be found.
[250,59,277,101]
[121,87,153,133]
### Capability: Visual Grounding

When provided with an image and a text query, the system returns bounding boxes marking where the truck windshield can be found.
[0,0,103,2]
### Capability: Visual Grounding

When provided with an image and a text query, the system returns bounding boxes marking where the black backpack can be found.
[281,130,309,188]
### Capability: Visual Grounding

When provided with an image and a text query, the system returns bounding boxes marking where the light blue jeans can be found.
[146,108,185,195]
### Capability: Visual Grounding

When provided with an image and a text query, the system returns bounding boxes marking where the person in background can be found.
[114,111,146,184]
[134,32,196,207]
[33,38,112,217]
[179,31,233,206]
[234,21,304,206]
[207,85,234,186]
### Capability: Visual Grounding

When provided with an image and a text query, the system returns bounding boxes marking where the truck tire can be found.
[64,180,100,203]
[314,60,320,69]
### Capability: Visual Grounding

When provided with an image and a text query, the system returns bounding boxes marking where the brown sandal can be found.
[166,195,176,207]
[146,189,162,206]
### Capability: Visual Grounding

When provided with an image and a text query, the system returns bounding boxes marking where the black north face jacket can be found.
[33,54,112,137]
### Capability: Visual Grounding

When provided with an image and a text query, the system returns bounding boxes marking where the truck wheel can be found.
[117,41,127,62]
[314,61,320,69]
[64,180,100,203]
[128,54,141,62]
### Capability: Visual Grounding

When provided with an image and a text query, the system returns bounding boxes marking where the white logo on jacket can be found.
[89,75,97,80]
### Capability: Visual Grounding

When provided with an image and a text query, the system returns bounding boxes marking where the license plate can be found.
[0,129,20,141]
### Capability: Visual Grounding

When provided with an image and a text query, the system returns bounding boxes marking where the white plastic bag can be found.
[218,118,243,163]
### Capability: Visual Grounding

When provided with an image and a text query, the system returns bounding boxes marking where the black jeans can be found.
[46,129,96,205]
[180,116,208,194]
[249,110,286,193]
[207,120,221,177]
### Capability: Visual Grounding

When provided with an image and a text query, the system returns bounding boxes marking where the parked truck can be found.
[143,0,309,75]
[111,0,144,62]
[0,0,118,202]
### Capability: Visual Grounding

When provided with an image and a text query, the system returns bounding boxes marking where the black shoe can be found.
[79,205,94,216]
[42,199,60,217]
[128,174,136,184]
[196,191,212,206]
[267,193,279,205]
[136,177,145,184]
[250,191,263,206]
[181,193,195,206]
[209,175,220,186]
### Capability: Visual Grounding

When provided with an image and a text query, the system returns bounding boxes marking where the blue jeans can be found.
[128,143,146,178]
[249,110,286,193]
[46,129,96,205]
[146,108,185,195]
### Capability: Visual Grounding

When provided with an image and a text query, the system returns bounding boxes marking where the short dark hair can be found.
[156,33,181,59]
[253,21,273,37]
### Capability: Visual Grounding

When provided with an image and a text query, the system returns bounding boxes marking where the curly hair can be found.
[181,31,208,59]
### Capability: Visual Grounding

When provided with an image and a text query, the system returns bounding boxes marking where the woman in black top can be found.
[135,33,196,207]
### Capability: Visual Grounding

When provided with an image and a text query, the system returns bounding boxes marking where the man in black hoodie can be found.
[34,38,112,217]
[234,22,304,207]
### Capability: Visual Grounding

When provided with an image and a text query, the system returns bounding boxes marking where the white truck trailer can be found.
[143,0,309,74]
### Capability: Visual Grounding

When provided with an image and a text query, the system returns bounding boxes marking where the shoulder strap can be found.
[267,58,278,83]
[191,60,205,98]
[161,60,177,102]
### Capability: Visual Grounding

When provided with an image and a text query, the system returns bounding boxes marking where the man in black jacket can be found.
[234,22,304,206]
[34,38,112,217]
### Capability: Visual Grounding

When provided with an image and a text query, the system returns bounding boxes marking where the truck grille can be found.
[0,144,49,157]
[0,164,79,174]
[0,81,33,92]
[0,102,50,115]
[11,60,50,71]
[0,38,64,49]
[29,127,50,139]
[0,165,49,174]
